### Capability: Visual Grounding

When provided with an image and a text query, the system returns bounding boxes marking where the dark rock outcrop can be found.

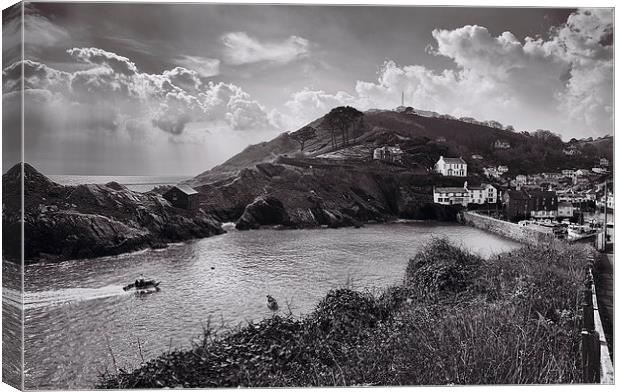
[194,157,459,231]
[236,196,289,230]
[2,163,224,263]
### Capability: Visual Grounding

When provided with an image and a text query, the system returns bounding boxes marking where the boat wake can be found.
[24,285,130,310]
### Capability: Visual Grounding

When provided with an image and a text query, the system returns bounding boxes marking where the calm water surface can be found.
[22,223,520,389]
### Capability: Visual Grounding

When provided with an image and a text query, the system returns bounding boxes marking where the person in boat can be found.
[266,295,279,311]
[135,274,146,288]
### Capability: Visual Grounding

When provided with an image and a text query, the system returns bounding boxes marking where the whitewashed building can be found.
[562,169,575,177]
[557,202,575,218]
[434,156,467,177]
[433,186,469,206]
[497,165,509,174]
[433,182,497,206]
[531,210,558,219]
[466,182,498,204]
[515,175,528,184]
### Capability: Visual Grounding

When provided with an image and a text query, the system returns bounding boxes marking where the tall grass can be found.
[98,238,593,388]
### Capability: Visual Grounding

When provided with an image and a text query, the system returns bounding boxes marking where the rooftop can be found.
[439,156,466,164]
[435,187,467,193]
[173,184,199,195]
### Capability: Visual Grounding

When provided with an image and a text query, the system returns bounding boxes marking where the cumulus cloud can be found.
[2,47,279,139]
[175,55,220,78]
[285,88,357,121]
[67,47,139,75]
[221,32,309,65]
[284,8,612,139]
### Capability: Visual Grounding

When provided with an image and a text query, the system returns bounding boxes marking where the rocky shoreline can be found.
[3,159,461,264]
[2,164,225,264]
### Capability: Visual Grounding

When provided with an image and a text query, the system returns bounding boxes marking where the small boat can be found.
[567,225,599,241]
[266,295,279,311]
[123,280,160,293]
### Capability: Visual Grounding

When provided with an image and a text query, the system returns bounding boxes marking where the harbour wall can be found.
[460,211,554,244]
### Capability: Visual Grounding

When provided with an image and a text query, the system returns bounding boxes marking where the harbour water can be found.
[16,222,520,389]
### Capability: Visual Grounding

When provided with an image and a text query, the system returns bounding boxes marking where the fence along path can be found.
[583,253,614,384]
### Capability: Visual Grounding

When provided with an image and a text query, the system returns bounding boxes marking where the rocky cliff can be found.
[195,156,461,230]
[2,164,224,263]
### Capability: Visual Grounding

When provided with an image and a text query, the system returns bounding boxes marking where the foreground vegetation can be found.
[99,239,595,388]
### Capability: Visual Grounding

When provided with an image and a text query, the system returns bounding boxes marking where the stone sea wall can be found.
[460,211,554,244]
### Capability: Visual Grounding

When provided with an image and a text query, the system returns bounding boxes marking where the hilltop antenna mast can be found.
[401,91,404,106]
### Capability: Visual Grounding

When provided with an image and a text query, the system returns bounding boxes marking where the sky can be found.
[1,3,614,175]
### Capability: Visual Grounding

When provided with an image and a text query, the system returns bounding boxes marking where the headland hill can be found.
[3,106,613,263]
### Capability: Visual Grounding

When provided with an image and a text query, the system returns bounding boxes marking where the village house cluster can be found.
[429,154,613,223]
[367,112,611,225]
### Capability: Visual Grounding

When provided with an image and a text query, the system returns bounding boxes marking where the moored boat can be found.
[567,225,599,241]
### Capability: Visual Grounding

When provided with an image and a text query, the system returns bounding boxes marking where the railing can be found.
[581,256,614,384]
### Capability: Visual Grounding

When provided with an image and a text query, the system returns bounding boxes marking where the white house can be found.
[592,167,607,174]
[466,182,497,204]
[497,165,509,174]
[531,210,558,219]
[433,186,469,206]
[542,172,562,180]
[557,190,587,204]
[483,166,500,179]
[471,154,484,160]
[434,156,467,177]
[433,182,497,206]
[562,169,575,177]
[515,175,528,184]
[557,202,575,218]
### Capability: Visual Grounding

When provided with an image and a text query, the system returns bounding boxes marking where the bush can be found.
[404,238,484,298]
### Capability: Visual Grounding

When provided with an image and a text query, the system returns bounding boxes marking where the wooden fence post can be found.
[582,302,595,332]
[582,289,593,307]
[581,330,601,383]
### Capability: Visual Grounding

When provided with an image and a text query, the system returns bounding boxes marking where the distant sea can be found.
[48,175,190,193]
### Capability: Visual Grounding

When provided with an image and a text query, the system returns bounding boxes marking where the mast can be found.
[401,91,404,106]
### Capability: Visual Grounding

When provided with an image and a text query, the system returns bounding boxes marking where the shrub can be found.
[404,237,484,298]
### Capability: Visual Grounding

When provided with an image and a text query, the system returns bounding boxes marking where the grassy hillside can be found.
[191,108,613,186]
